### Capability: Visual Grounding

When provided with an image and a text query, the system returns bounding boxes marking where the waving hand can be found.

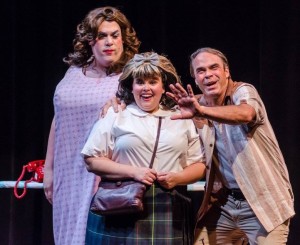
[166,83,200,120]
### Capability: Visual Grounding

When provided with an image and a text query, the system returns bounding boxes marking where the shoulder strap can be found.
[149,117,162,169]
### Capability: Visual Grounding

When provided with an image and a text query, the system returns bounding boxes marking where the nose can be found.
[204,69,213,78]
[105,36,113,46]
[142,83,150,90]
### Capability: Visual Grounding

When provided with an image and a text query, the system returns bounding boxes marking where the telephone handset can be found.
[14,160,45,199]
[26,160,44,182]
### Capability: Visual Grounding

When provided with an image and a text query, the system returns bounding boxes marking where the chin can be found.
[206,88,220,96]
[204,91,215,97]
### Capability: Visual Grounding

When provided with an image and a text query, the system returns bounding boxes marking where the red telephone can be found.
[14,160,45,199]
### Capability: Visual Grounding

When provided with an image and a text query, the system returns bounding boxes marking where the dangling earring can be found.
[87,55,95,64]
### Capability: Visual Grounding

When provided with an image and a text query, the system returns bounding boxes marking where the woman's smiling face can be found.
[132,75,165,113]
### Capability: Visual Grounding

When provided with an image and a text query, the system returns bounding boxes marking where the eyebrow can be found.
[198,63,220,69]
[210,63,220,68]
[98,30,120,35]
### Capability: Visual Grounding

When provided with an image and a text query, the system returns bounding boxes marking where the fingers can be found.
[100,100,112,118]
[156,173,167,182]
[169,83,184,97]
[146,169,158,185]
[120,100,126,111]
[47,197,53,205]
[175,83,189,97]
[169,83,192,100]
[186,84,195,98]
[111,97,121,112]
[44,189,53,204]
[100,96,122,118]
[156,174,175,189]
[145,177,155,185]
[166,91,176,101]
[143,175,156,186]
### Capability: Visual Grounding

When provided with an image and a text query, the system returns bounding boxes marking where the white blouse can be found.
[82,103,204,173]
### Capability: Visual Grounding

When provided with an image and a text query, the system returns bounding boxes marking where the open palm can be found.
[166,83,199,120]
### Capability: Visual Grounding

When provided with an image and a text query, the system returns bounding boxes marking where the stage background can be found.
[1,0,299,244]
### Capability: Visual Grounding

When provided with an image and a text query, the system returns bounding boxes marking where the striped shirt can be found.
[195,80,295,232]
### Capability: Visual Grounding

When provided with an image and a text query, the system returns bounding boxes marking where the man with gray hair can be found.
[168,47,295,245]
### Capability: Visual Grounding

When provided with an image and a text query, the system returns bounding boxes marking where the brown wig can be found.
[117,52,182,109]
[63,6,140,75]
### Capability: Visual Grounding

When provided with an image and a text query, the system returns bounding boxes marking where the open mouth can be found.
[141,94,153,101]
[205,80,217,86]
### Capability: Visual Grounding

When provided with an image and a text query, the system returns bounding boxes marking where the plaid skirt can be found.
[86,184,192,245]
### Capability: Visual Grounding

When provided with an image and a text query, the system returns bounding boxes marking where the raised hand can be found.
[166,83,199,120]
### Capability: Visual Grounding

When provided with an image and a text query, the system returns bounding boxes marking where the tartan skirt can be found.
[86,184,192,245]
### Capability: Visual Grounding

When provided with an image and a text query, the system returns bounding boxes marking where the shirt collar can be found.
[127,103,174,117]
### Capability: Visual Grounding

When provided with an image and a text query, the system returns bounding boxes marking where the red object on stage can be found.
[14,160,45,199]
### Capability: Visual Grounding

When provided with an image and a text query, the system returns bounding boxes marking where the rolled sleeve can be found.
[233,84,266,125]
[186,120,206,165]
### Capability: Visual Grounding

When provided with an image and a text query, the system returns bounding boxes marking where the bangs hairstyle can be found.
[117,52,181,109]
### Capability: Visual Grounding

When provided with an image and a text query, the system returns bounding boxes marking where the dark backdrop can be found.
[1,0,299,244]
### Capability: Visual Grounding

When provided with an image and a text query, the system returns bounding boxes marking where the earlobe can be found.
[225,67,230,78]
